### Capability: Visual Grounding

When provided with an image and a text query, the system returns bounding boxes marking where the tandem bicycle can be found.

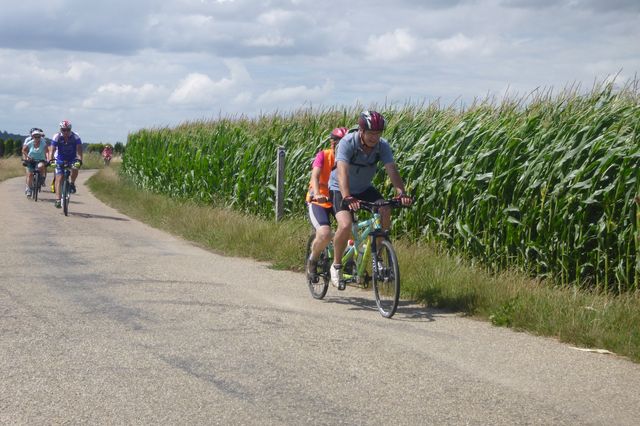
[305,199,407,318]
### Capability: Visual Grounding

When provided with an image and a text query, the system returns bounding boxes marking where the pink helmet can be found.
[330,127,348,141]
[358,111,385,131]
[59,120,72,130]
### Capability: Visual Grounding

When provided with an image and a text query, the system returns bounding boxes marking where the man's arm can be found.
[337,160,350,198]
[384,162,406,195]
[76,142,83,162]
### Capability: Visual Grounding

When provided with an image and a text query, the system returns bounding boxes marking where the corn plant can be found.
[122,81,640,292]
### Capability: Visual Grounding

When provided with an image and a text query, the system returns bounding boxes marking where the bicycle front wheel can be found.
[31,173,39,202]
[62,178,70,216]
[305,233,329,299]
[372,239,400,318]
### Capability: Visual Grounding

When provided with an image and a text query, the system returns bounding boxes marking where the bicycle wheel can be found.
[31,172,39,202]
[62,178,70,216]
[305,233,329,299]
[372,239,400,318]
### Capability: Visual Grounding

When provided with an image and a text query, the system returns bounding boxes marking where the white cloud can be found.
[366,29,417,61]
[82,83,166,108]
[169,61,251,106]
[435,33,475,54]
[258,9,296,26]
[66,61,95,80]
[245,35,294,48]
[256,80,334,105]
[14,101,30,110]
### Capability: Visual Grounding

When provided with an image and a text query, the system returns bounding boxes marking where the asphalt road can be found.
[2,172,640,425]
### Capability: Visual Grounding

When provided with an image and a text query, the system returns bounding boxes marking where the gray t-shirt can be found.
[328,131,394,194]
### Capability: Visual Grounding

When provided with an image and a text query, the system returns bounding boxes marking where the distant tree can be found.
[114,142,125,154]
[15,139,22,156]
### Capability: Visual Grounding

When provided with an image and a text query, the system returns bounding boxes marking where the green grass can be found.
[88,166,640,363]
[0,157,24,181]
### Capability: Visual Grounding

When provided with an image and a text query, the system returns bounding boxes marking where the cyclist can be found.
[101,144,113,165]
[21,129,49,197]
[24,127,50,188]
[305,127,349,281]
[49,120,83,208]
[327,110,413,290]
[23,127,44,147]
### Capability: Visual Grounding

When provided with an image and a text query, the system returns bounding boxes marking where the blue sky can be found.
[1,0,638,143]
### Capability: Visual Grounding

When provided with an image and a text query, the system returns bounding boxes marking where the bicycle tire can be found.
[62,178,70,216]
[31,171,39,202]
[372,239,400,318]
[305,233,329,299]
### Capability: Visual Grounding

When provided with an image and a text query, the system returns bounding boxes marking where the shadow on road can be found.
[326,295,443,322]
[68,211,130,221]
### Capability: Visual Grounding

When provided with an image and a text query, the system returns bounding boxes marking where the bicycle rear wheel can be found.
[305,233,329,299]
[62,178,70,216]
[372,239,400,318]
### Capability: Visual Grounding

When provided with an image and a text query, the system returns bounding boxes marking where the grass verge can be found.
[88,166,640,363]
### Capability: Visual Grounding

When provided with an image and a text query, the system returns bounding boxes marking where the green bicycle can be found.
[305,199,405,318]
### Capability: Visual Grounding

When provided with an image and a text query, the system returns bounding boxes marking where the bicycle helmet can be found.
[330,127,349,141]
[358,110,385,131]
[30,129,44,137]
[30,127,44,134]
[59,120,72,130]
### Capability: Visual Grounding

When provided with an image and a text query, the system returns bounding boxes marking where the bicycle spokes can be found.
[373,240,400,318]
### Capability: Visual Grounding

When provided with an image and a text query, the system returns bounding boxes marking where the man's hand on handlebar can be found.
[343,195,360,211]
[394,192,414,207]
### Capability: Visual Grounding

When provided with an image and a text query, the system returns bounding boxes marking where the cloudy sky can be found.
[1,0,638,143]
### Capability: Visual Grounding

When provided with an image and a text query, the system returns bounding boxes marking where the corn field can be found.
[122,82,640,292]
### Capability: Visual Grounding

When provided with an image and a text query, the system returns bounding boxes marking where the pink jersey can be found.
[312,150,325,169]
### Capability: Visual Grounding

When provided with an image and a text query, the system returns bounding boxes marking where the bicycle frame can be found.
[339,211,382,285]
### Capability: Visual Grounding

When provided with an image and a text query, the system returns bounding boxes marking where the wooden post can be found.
[275,146,286,221]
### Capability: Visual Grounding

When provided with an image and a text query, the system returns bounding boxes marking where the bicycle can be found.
[57,161,81,216]
[23,159,47,202]
[305,199,405,318]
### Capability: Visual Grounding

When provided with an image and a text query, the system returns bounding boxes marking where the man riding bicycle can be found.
[328,110,412,290]
[50,120,83,208]
[21,129,50,197]
[305,126,349,281]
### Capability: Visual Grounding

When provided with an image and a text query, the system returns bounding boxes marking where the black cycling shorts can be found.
[307,202,333,229]
[330,186,383,215]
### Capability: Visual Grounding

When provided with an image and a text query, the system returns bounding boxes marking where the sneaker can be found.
[26,189,33,198]
[330,264,345,290]
[306,258,319,283]
[70,183,76,194]
[55,200,61,208]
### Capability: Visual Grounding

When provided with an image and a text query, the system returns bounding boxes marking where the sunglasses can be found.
[33,136,42,139]
[61,129,71,132]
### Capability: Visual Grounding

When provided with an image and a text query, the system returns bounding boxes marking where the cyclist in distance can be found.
[23,127,49,188]
[50,120,83,209]
[101,144,113,165]
[23,127,44,147]
[305,126,349,281]
[327,110,413,290]
[21,129,49,197]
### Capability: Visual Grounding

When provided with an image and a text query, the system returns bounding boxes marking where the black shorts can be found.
[330,186,383,214]
[307,203,334,229]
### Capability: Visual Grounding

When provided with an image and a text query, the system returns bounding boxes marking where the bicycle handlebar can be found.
[357,199,407,212]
